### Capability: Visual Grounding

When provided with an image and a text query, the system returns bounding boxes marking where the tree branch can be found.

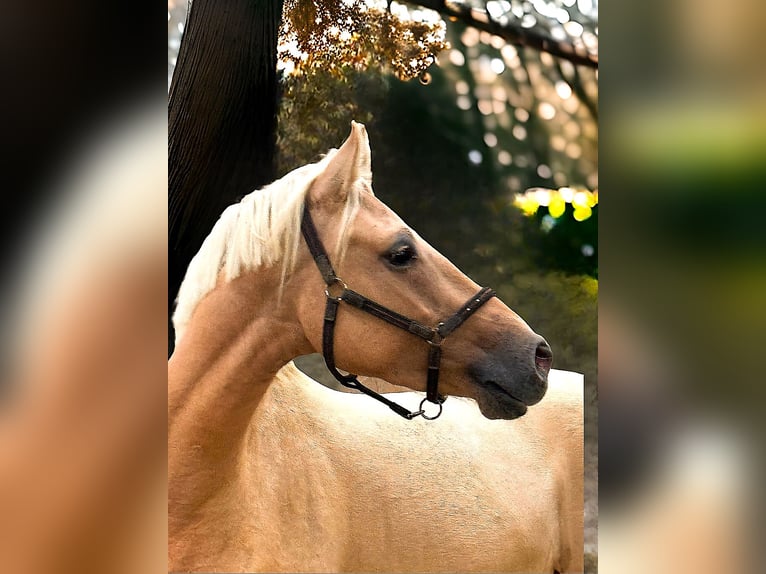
[555,59,599,122]
[412,0,598,69]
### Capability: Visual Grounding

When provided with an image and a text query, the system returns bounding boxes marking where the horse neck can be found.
[168,270,312,509]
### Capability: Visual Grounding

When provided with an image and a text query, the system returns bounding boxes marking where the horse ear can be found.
[309,121,372,205]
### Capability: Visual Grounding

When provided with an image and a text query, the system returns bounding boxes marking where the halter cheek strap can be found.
[301,206,495,421]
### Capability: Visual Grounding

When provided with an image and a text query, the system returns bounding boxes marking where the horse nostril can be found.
[536,341,552,359]
[535,340,553,374]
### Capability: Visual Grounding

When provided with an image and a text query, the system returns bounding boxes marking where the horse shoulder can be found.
[239,367,358,571]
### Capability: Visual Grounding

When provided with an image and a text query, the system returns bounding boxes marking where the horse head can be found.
[290,122,552,419]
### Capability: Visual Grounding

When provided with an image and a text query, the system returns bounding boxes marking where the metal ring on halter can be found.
[428,326,445,346]
[324,277,348,301]
[418,397,444,420]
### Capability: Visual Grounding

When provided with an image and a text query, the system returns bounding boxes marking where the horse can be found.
[168,121,583,572]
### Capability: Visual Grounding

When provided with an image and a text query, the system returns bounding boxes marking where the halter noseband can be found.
[301,205,496,421]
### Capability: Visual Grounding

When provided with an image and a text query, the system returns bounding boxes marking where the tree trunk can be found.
[168,0,284,354]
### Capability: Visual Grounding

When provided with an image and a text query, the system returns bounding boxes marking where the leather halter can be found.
[301,205,496,420]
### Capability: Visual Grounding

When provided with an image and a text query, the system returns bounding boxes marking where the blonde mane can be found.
[173,149,367,344]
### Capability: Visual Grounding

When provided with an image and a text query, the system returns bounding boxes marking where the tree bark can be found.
[168,0,284,354]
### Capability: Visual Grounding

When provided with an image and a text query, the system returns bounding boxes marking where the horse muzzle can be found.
[469,336,552,420]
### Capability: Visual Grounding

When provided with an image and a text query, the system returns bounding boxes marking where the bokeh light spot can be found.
[538,102,556,120]
[573,205,592,221]
[468,149,483,165]
[555,81,573,99]
[449,49,465,66]
[548,195,566,218]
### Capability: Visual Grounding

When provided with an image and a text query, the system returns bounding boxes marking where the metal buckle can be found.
[324,276,348,301]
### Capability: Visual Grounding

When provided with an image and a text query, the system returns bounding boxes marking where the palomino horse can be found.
[169,122,583,572]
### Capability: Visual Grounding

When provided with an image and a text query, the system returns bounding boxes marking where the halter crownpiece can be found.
[301,205,496,421]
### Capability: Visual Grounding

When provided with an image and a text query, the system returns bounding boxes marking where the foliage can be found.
[277,1,448,175]
[514,187,598,277]
[515,187,598,220]
[281,0,448,80]
[277,66,389,176]
[433,19,598,277]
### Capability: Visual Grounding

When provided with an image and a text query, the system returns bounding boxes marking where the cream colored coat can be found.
[169,364,583,573]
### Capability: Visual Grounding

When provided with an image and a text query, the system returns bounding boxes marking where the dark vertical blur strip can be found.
[168,0,284,355]
[0,1,165,384]
[0,1,162,292]
[0,3,166,570]
[601,0,762,570]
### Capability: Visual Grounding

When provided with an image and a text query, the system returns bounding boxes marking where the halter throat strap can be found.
[300,206,495,420]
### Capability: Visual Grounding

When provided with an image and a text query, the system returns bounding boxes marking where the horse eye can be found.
[387,245,417,267]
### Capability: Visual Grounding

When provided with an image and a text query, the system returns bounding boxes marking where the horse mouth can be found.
[482,380,529,418]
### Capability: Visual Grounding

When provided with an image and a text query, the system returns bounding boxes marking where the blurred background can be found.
[601,0,765,417]
[598,0,762,572]
[0,3,166,572]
